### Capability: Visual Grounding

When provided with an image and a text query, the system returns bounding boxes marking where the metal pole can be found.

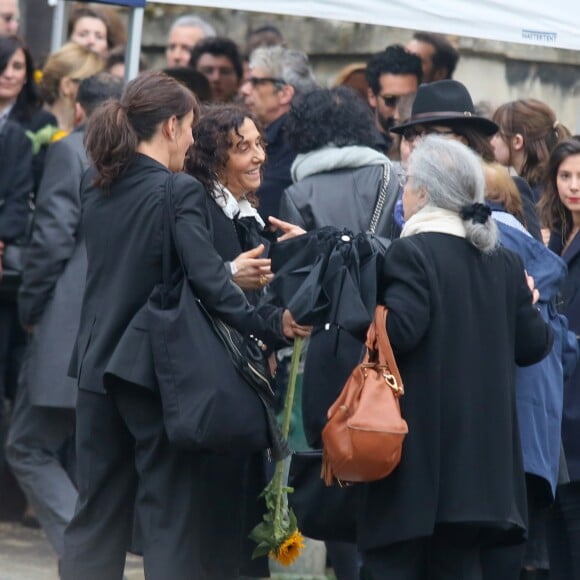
[49,0,70,53]
[125,7,145,82]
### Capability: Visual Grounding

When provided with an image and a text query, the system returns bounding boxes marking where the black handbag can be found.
[288,450,357,542]
[0,244,24,298]
[148,174,288,459]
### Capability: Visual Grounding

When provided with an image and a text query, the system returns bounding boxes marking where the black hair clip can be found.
[460,202,491,224]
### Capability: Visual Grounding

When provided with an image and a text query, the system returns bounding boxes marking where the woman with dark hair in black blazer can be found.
[61,72,303,580]
[0,35,55,131]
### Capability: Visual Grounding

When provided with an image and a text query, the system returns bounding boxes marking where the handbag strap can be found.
[362,306,403,396]
[374,306,404,395]
[160,173,185,292]
[367,162,391,235]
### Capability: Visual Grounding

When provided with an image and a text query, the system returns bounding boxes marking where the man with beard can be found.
[366,45,422,153]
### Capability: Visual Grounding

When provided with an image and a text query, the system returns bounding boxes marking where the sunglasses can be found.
[379,94,400,108]
[246,76,286,88]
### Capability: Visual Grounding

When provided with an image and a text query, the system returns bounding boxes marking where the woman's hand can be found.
[525,270,540,304]
[282,309,312,339]
[231,244,273,290]
[268,217,307,242]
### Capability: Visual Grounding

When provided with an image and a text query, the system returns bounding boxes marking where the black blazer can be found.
[358,233,552,551]
[9,107,58,193]
[71,154,284,394]
[0,119,33,242]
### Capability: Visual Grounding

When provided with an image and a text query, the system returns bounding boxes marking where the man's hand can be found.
[232,244,273,290]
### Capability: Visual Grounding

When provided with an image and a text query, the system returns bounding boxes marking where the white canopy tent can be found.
[152,0,580,50]
[52,0,580,81]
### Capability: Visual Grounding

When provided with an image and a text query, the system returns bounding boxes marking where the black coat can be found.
[70,154,284,393]
[9,107,57,193]
[0,119,32,243]
[257,113,295,221]
[71,155,283,576]
[549,231,580,481]
[357,233,552,551]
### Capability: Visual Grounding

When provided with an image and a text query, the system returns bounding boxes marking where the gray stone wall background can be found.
[141,4,580,130]
[22,2,580,130]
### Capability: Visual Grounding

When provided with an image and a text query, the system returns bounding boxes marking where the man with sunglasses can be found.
[240,45,317,220]
[365,45,422,153]
[0,0,19,35]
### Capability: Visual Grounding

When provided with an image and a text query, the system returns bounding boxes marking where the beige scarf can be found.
[401,206,466,239]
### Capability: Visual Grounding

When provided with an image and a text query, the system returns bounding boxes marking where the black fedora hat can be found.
[391,79,498,136]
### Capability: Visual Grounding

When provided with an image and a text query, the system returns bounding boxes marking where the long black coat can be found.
[357,233,552,551]
[71,155,284,576]
[549,231,580,481]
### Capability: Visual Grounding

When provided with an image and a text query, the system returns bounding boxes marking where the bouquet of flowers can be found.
[249,337,305,566]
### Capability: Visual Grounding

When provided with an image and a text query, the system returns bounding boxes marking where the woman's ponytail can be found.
[84,71,198,192]
[84,100,138,191]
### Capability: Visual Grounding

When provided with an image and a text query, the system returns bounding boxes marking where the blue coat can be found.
[549,229,580,481]
[497,218,578,495]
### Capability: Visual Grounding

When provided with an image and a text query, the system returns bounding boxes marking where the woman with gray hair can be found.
[358,136,553,579]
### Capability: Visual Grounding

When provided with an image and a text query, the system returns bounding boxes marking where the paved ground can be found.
[0,522,144,580]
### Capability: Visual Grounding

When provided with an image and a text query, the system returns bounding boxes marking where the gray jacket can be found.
[279,147,400,239]
[18,129,88,408]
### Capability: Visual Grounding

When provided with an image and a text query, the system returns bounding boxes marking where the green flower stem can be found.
[273,336,304,543]
[281,337,304,440]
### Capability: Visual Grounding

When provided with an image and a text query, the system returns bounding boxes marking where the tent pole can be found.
[50,0,70,53]
[125,7,145,82]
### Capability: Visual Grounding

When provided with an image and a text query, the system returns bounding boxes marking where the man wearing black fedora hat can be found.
[391,79,498,144]
[391,79,542,240]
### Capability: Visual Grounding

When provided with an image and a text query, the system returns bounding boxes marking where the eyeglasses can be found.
[398,172,412,188]
[402,127,456,143]
[246,76,286,88]
[379,94,400,108]
[198,65,237,78]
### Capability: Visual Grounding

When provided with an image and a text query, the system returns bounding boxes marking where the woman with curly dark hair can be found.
[280,86,399,237]
[278,86,400,580]
[188,105,275,290]
[184,105,309,578]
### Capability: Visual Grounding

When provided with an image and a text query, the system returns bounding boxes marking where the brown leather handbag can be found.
[321,305,408,485]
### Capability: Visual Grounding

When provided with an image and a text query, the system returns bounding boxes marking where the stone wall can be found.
[24,2,580,130]
[139,4,580,130]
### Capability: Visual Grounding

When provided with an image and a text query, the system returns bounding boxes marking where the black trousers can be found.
[61,382,208,580]
[361,524,525,580]
[547,481,580,580]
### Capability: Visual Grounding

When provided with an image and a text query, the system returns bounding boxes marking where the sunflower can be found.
[51,130,69,143]
[270,529,305,566]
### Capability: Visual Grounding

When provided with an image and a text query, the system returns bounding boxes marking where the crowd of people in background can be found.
[2,1,580,579]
